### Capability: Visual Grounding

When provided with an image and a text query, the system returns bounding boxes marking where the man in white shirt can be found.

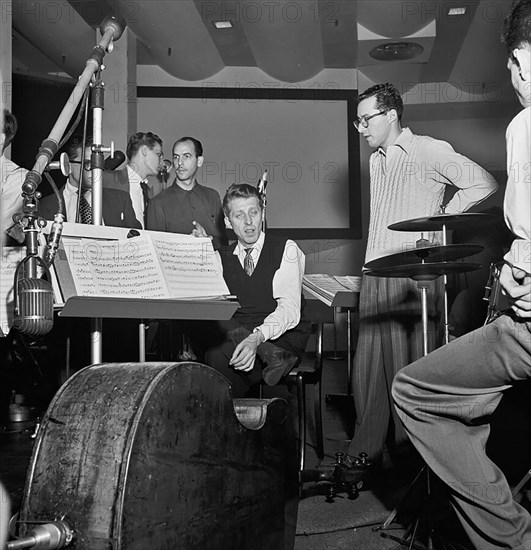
[1,109,27,244]
[103,132,164,229]
[204,183,309,397]
[392,1,531,548]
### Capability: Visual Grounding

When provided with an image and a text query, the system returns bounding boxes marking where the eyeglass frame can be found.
[70,160,92,170]
[353,110,388,130]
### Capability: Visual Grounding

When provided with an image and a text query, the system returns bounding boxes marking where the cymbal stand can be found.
[441,220,450,345]
[375,274,453,550]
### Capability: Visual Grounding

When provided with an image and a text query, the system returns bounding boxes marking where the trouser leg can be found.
[348,276,388,461]
[393,315,531,550]
[349,276,441,461]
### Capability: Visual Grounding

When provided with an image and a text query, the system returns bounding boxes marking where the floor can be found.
[2,331,531,549]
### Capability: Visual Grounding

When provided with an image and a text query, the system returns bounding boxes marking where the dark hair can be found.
[2,109,18,151]
[222,183,263,216]
[126,132,163,160]
[63,135,93,160]
[358,83,404,121]
[172,136,203,157]
[501,0,531,55]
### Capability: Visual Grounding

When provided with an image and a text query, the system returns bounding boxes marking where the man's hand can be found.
[191,221,212,239]
[499,263,531,318]
[229,332,262,372]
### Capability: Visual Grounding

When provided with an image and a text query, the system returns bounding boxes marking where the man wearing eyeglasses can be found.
[347,83,498,468]
[38,135,140,228]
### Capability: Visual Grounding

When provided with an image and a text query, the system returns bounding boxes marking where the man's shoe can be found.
[260,344,298,386]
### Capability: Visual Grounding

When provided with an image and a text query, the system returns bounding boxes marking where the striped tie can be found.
[79,191,92,224]
[244,247,254,276]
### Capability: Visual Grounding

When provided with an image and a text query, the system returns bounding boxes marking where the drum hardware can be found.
[300,452,373,502]
[389,211,493,345]
[388,212,495,232]
[364,244,484,271]
[368,243,482,549]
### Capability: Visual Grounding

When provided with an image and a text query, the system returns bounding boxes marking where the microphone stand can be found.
[13,15,126,353]
[16,15,125,274]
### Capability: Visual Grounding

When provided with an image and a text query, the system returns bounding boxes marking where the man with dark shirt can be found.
[146,137,226,249]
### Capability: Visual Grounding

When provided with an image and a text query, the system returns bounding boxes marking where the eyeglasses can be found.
[353,111,387,130]
[70,160,92,170]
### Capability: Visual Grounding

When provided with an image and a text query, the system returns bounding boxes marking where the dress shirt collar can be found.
[64,180,90,198]
[127,164,146,187]
[377,127,413,157]
[234,231,265,264]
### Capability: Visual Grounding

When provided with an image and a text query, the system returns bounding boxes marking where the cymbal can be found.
[389,213,495,232]
[365,262,482,281]
[364,244,484,271]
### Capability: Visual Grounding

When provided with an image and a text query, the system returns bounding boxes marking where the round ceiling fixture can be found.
[369,42,424,61]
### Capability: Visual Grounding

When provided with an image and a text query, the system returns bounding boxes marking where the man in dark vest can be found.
[205,183,309,398]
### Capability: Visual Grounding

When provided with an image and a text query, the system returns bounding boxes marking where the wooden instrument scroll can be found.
[19,362,298,549]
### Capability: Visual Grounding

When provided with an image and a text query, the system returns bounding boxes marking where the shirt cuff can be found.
[504,240,531,275]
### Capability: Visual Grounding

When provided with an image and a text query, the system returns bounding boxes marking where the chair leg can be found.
[313,322,324,458]
[296,372,305,471]
[313,379,324,459]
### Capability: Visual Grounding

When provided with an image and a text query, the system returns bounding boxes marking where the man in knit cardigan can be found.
[204,183,309,398]
[348,83,498,466]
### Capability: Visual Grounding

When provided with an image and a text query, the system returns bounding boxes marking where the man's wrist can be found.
[253,327,265,344]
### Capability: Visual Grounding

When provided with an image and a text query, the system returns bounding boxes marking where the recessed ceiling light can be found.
[448,7,467,15]
[213,21,233,29]
[369,42,424,61]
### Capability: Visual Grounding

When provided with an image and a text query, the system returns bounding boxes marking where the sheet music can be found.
[84,236,168,298]
[302,273,361,307]
[151,232,230,299]
[60,238,98,297]
[55,232,230,301]
[332,275,362,293]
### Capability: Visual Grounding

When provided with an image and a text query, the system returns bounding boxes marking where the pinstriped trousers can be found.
[347,274,442,461]
[393,315,531,550]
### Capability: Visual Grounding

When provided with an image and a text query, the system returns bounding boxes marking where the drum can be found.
[18,362,298,549]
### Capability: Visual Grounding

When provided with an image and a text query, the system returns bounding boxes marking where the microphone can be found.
[100,15,126,41]
[257,169,268,196]
[159,159,172,174]
[44,152,70,177]
[104,150,126,170]
[13,256,54,338]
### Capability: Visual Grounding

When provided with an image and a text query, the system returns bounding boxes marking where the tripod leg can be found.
[374,465,427,531]
[512,469,531,497]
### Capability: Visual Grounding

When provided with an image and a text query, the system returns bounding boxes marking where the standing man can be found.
[393,1,531,548]
[146,137,226,249]
[104,131,164,228]
[205,183,308,397]
[1,109,27,244]
[348,83,498,465]
[38,135,140,228]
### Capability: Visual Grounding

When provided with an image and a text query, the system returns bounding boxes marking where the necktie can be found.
[141,181,150,225]
[79,191,92,224]
[244,247,254,276]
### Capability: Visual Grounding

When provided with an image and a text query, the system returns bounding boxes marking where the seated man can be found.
[205,183,309,398]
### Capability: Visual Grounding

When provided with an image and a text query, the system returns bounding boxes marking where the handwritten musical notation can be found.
[56,232,230,301]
